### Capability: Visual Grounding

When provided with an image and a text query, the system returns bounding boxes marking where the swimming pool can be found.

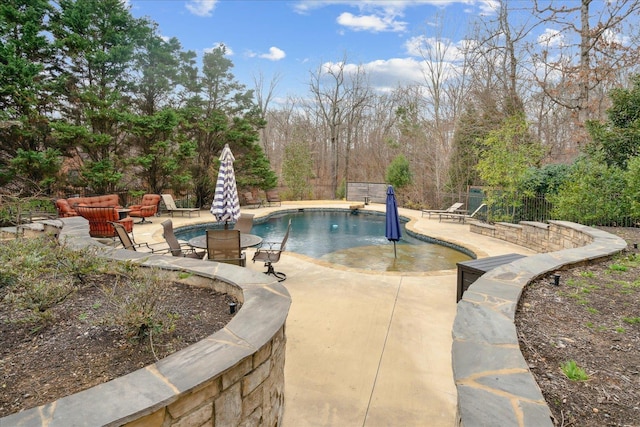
[175,210,472,272]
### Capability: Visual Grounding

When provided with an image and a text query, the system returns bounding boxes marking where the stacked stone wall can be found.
[3,216,290,427]
[456,220,626,426]
[469,220,595,253]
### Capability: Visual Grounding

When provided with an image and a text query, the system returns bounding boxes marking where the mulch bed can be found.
[516,227,640,426]
[0,274,238,417]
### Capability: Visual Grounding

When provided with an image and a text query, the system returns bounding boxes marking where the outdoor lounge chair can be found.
[160,194,200,217]
[439,203,487,223]
[161,219,205,258]
[206,229,246,266]
[266,190,281,207]
[233,213,254,234]
[252,219,291,282]
[128,194,161,224]
[421,202,464,218]
[110,222,170,253]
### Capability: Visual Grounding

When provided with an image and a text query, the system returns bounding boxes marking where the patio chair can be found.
[128,194,161,224]
[55,198,79,217]
[233,213,254,234]
[266,190,281,207]
[160,194,200,217]
[252,219,291,282]
[439,203,487,223]
[242,192,262,208]
[109,222,170,253]
[421,202,464,218]
[75,205,134,238]
[161,219,205,258]
[206,229,246,266]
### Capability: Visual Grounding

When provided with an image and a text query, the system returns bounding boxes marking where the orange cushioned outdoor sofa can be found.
[55,194,121,217]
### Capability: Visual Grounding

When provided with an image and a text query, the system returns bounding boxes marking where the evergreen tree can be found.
[50,0,151,193]
[282,141,314,200]
[448,100,504,194]
[180,45,274,206]
[126,30,197,194]
[476,114,545,221]
[386,154,412,190]
[125,109,196,194]
[0,0,60,194]
[585,75,640,169]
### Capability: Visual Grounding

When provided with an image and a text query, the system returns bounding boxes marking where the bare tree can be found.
[416,21,472,205]
[532,0,640,126]
[308,60,345,196]
[472,1,540,115]
[341,66,372,186]
[307,55,371,196]
[253,70,282,157]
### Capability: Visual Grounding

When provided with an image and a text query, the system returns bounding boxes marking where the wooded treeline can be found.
[2,0,640,209]
[1,0,276,207]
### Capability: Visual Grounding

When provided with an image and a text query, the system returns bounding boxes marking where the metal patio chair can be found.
[252,219,291,282]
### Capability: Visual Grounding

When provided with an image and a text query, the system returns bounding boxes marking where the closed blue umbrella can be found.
[385,185,401,258]
[210,144,240,227]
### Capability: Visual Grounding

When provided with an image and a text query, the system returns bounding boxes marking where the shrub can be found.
[100,266,176,341]
[0,237,173,342]
[548,156,628,225]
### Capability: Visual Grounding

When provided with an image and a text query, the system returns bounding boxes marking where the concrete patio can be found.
[133,201,536,426]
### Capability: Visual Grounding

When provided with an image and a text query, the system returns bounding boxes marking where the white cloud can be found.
[204,42,233,55]
[337,12,407,32]
[294,1,497,33]
[476,0,499,16]
[537,28,564,48]
[602,28,631,47]
[364,58,426,92]
[186,0,218,17]
[259,47,286,61]
[322,57,425,93]
[294,0,499,15]
[404,35,469,63]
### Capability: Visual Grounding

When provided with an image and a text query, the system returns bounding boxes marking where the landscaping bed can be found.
[516,227,640,426]
[0,237,238,418]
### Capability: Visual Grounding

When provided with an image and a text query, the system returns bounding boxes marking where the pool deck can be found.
[134,201,536,427]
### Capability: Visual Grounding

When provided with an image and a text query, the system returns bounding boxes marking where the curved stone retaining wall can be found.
[3,216,291,427]
[453,220,627,426]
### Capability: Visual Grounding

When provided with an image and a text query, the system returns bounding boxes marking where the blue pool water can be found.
[175,210,472,272]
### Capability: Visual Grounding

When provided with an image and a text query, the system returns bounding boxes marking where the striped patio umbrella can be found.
[210,144,240,227]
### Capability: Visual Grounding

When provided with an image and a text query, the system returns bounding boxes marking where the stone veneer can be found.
[3,216,291,427]
[453,220,627,426]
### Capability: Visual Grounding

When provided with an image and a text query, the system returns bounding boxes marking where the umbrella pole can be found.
[393,241,397,258]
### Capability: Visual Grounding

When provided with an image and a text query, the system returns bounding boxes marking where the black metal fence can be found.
[438,190,639,228]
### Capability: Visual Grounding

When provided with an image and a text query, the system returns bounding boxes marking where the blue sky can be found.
[129,0,499,99]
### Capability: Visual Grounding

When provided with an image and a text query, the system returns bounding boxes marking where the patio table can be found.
[188,233,263,250]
